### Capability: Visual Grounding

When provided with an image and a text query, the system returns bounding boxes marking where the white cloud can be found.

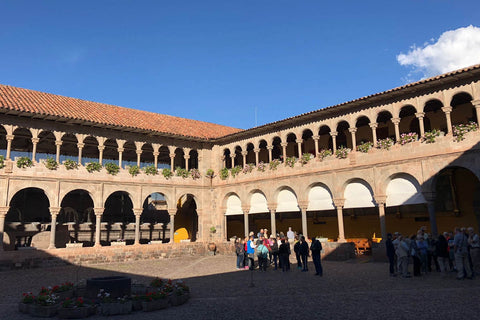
[397,25,480,81]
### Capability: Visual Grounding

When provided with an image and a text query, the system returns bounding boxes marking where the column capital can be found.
[0,206,9,217]
[266,145,274,150]
[169,153,176,158]
[184,154,190,160]
[295,139,303,144]
[241,150,248,156]
[135,150,142,155]
[5,134,14,141]
[230,154,235,159]
[117,147,124,153]
[374,195,387,206]
[472,99,480,107]
[312,135,320,141]
[31,137,40,144]
[441,106,452,114]
[55,140,63,146]
[333,198,345,208]
[94,207,105,216]
[253,148,260,153]
[280,142,288,147]
[369,122,378,129]
[153,151,160,156]
[49,207,62,216]
[133,208,143,216]
[298,201,308,211]
[98,145,105,151]
[391,117,401,125]
[241,205,250,213]
[77,143,85,149]
[330,131,338,137]
[415,112,425,119]
[348,128,357,133]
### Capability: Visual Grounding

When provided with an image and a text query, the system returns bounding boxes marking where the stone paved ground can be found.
[1,255,480,320]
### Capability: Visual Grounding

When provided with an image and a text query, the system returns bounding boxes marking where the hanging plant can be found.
[143,165,158,175]
[269,159,281,170]
[162,168,173,180]
[285,156,297,168]
[16,157,33,169]
[205,169,215,179]
[175,167,189,178]
[335,146,350,159]
[190,168,201,180]
[85,162,102,173]
[0,155,4,169]
[357,142,373,153]
[128,165,140,177]
[219,167,229,180]
[300,153,313,165]
[230,165,241,177]
[423,129,441,144]
[44,157,59,170]
[63,159,79,170]
[105,162,120,175]
[318,149,333,160]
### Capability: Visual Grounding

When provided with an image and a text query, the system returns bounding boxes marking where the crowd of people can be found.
[385,226,480,280]
[233,227,324,276]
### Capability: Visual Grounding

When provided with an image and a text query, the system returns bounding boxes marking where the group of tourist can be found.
[385,226,480,280]
[233,227,324,276]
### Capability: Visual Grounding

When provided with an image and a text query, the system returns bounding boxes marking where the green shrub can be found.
[175,167,189,178]
[86,162,102,173]
[44,157,58,170]
[128,165,140,177]
[162,168,173,179]
[143,165,158,175]
[16,157,33,169]
[219,167,229,180]
[63,159,79,170]
[105,162,120,175]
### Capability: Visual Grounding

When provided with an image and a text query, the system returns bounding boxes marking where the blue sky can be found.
[1,1,479,129]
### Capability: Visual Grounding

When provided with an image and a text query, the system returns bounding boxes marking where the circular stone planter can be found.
[86,276,131,300]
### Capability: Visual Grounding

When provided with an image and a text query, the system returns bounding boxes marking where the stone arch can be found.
[140,143,155,166]
[233,145,243,167]
[173,147,185,169]
[122,141,137,168]
[248,190,269,214]
[271,136,282,160]
[175,193,199,242]
[318,124,332,151]
[385,173,426,207]
[343,179,375,209]
[0,125,6,157]
[188,149,199,169]
[11,127,32,160]
[223,148,232,168]
[399,105,420,136]
[245,142,255,164]
[285,133,298,158]
[60,133,78,163]
[102,191,135,224]
[335,120,350,149]
[258,139,269,163]
[102,138,118,163]
[376,110,394,140]
[423,99,444,133]
[450,92,475,126]
[224,192,244,239]
[36,130,56,162]
[355,115,372,146]
[301,128,315,156]
[306,183,335,211]
[7,182,56,208]
[82,136,99,164]
[140,192,170,243]
[275,186,300,212]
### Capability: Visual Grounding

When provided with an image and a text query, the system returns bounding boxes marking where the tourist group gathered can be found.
[386,226,480,280]
[233,227,323,276]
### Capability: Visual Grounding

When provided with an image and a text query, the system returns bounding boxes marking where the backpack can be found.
[257,245,268,258]
[271,241,279,253]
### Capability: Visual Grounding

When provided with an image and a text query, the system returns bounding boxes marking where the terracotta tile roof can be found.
[0,84,242,139]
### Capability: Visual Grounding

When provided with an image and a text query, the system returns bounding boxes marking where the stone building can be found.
[1,64,480,253]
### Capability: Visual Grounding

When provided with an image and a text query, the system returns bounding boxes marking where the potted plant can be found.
[398,132,418,145]
[63,159,79,170]
[423,129,441,143]
[189,168,201,180]
[57,297,94,319]
[242,163,255,174]
[97,289,132,316]
[219,167,229,180]
[85,162,102,173]
[143,165,158,175]
[230,165,241,177]
[175,167,189,178]
[335,146,350,159]
[357,141,373,153]
[257,161,267,172]
[19,292,35,314]
[208,226,217,255]
[269,159,281,170]
[453,121,478,141]
[170,280,190,306]
[0,155,5,169]
[285,156,297,167]
[16,156,33,169]
[104,162,120,175]
[52,282,74,301]
[377,137,394,150]
[128,165,140,177]
[29,290,59,318]
[162,168,173,179]
[44,157,59,170]
[318,149,333,160]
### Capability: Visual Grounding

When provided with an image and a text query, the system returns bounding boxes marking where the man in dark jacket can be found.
[299,236,309,272]
[278,238,290,272]
[294,235,302,270]
[386,233,396,276]
[310,236,323,276]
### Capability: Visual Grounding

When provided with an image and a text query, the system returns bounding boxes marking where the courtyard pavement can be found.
[1,254,479,320]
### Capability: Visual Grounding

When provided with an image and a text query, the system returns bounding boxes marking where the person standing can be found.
[294,235,302,270]
[299,236,309,272]
[436,232,450,275]
[396,235,410,278]
[454,227,473,279]
[278,238,290,272]
[270,235,279,270]
[247,235,256,270]
[256,239,269,271]
[235,237,245,270]
[385,233,396,276]
[287,227,295,246]
[310,236,323,276]
[468,227,480,276]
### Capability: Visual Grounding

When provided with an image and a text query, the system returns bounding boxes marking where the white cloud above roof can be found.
[397,25,480,81]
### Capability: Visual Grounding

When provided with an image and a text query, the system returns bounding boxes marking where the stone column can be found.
[98,145,105,165]
[184,154,190,171]
[333,199,346,242]
[241,151,248,166]
[48,207,61,249]
[222,156,226,168]
[116,139,126,168]
[168,209,176,243]
[391,117,400,142]
[77,143,85,165]
[369,123,378,147]
[267,145,273,163]
[270,209,276,237]
[230,155,235,168]
[441,106,453,135]
[0,206,9,251]
[312,135,320,158]
[473,100,480,126]
[375,196,387,241]
[31,138,39,162]
[330,131,337,153]
[295,139,303,158]
[55,140,62,164]
[94,208,104,247]
[415,112,426,137]
[243,207,250,238]
[280,142,288,163]
[299,204,308,239]
[135,150,142,167]
[423,192,438,237]
[254,148,260,165]
[133,208,143,245]
[153,152,159,169]
[349,128,357,151]
[169,153,175,171]
[5,135,14,160]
